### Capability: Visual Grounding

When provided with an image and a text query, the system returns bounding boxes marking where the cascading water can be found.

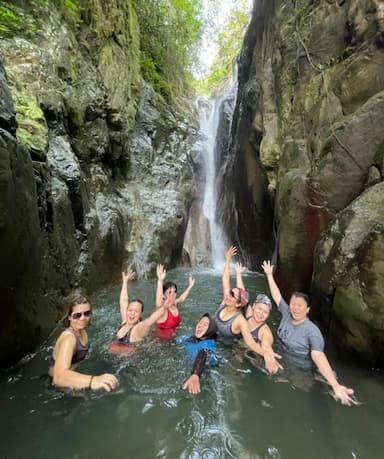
[198,72,239,269]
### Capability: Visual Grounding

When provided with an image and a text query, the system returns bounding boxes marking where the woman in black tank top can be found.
[109,270,172,353]
[51,294,118,392]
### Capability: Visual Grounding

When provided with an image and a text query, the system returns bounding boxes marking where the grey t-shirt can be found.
[277,298,324,356]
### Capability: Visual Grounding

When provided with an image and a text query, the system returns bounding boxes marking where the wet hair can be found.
[63,293,91,327]
[290,291,310,306]
[163,281,177,294]
[128,299,144,313]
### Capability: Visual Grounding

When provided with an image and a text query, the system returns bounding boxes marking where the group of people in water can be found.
[50,246,355,405]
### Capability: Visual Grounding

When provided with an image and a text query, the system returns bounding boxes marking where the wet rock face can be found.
[0,2,196,368]
[313,183,384,365]
[0,63,16,135]
[231,0,384,359]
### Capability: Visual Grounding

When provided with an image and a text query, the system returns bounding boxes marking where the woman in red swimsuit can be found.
[155,264,195,339]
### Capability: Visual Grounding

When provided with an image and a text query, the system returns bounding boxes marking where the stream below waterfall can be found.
[0,268,383,459]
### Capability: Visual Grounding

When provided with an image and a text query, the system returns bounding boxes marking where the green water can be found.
[0,268,383,459]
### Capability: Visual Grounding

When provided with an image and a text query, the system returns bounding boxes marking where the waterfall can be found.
[182,71,239,269]
[199,73,239,269]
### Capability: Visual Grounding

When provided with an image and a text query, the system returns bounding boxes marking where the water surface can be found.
[0,268,383,459]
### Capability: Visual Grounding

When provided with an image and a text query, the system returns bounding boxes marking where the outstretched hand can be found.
[226,246,237,261]
[188,276,195,289]
[264,350,283,374]
[333,384,356,406]
[156,264,166,281]
[261,260,274,276]
[122,269,136,282]
[183,374,201,394]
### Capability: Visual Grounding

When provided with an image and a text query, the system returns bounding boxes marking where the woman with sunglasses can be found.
[50,294,118,391]
[110,270,172,353]
[213,246,282,374]
[155,264,195,339]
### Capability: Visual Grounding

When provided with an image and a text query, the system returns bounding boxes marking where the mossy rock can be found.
[15,91,48,158]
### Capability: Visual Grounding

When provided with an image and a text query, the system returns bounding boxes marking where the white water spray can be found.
[199,72,238,269]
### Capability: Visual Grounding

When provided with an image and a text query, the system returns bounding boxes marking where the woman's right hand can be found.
[91,373,118,392]
[226,246,237,261]
[122,269,136,282]
[156,264,166,281]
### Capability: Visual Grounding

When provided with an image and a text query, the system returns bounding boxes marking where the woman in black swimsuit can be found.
[51,294,118,391]
[109,270,170,353]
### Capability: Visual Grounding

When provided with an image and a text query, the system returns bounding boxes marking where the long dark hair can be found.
[163,281,177,293]
[63,293,92,327]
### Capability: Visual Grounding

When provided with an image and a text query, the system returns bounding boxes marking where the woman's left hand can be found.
[183,374,201,394]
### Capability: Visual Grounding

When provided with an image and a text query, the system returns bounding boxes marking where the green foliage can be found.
[197,1,250,96]
[140,57,172,99]
[0,0,52,38]
[134,0,203,100]
[0,2,24,36]
[63,0,79,12]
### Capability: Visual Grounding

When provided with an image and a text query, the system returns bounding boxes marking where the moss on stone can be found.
[15,93,48,155]
[334,285,371,324]
[0,3,24,36]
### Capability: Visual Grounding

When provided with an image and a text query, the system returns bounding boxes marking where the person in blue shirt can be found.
[178,314,218,394]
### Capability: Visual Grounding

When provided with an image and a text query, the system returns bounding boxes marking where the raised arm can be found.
[156,264,166,308]
[261,260,282,305]
[235,262,246,289]
[131,304,170,342]
[311,350,355,405]
[53,334,118,391]
[176,276,195,305]
[223,246,237,298]
[120,270,136,322]
[258,326,283,373]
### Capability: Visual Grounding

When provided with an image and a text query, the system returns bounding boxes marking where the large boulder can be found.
[313,182,384,363]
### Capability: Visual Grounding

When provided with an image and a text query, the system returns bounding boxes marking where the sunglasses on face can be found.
[71,310,92,320]
[230,289,240,301]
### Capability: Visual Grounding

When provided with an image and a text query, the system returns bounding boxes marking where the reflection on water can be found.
[0,268,383,459]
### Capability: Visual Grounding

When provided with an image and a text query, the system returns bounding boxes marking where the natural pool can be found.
[0,268,383,459]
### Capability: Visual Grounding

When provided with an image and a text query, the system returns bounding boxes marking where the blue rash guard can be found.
[177,335,218,366]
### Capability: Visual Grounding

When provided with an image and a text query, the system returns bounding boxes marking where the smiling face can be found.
[252,302,270,323]
[195,316,210,339]
[289,294,310,324]
[225,287,241,308]
[68,302,92,331]
[126,301,143,325]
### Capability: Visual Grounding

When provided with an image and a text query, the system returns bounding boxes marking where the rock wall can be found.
[0,1,197,368]
[226,0,384,363]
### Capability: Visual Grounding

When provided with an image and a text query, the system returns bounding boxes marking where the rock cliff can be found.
[0,0,197,368]
[223,0,384,364]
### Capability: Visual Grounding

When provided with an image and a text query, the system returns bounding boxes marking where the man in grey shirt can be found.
[262,260,355,405]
